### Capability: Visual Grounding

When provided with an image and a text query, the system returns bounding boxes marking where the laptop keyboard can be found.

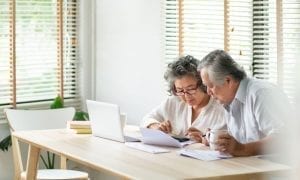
[124,135,140,142]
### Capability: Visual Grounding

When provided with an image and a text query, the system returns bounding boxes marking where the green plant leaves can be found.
[0,135,11,152]
[50,95,64,109]
[40,152,55,169]
[73,111,89,121]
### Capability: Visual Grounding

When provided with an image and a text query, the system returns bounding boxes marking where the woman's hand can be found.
[186,127,203,143]
[148,120,172,134]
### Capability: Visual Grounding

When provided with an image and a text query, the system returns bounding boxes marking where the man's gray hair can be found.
[198,50,246,85]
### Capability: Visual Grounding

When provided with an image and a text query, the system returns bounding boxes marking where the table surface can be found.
[12,126,290,179]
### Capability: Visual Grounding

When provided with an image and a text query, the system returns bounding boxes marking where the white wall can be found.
[94,0,165,125]
[79,0,94,102]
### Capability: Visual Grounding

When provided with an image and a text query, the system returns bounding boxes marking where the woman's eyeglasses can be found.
[175,86,198,96]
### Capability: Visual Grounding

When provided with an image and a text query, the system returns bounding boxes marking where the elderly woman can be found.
[141,55,226,143]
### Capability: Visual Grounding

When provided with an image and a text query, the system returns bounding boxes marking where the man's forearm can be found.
[234,136,275,156]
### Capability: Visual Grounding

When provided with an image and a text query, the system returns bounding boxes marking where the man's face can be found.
[200,69,235,105]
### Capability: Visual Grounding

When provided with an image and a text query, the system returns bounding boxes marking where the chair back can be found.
[5,107,75,131]
[4,107,75,180]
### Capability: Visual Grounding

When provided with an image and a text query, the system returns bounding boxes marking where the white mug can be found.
[206,129,228,150]
[120,113,127,129]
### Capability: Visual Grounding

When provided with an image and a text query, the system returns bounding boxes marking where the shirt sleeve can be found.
[140,97,176,127]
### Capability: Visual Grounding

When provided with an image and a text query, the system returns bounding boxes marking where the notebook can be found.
[86,100,140,143]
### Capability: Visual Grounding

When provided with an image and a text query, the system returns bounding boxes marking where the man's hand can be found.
[216,133,245,156]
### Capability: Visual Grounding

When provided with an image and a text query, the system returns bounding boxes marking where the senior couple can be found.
[141,50,290,157]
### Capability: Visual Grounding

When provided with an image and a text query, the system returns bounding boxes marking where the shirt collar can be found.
[223,78,249,112]
[188,95,213,113]
[234,78,249,104]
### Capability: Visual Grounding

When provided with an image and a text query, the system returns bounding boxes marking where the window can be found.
[0,0,80,122]
[163,0,224,64]
[163,0,300,102]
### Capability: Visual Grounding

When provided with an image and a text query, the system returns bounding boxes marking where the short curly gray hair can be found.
[164,55,207,95]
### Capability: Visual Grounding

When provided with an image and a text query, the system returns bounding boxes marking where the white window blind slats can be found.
[281,1,300,101]
[14,0,61,105]
[163,0,299,102]
[183,1,222,6]
[182,1,224,59]
[0,1,11,107]
[226,0,253,76]
[252,0,277,83]
[63,0,78,100]
[0,0,80,122]
[163,0,179,63]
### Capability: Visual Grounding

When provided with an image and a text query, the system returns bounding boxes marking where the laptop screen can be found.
[86,100,125,142]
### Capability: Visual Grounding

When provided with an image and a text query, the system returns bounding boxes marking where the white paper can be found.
[140,128,195,148]
[125,142,170,154]
[179,149,233,161]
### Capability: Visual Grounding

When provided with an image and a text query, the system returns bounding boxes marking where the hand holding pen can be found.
[200,128,210,146]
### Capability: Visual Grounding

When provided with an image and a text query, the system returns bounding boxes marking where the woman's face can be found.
[174,75,206,106]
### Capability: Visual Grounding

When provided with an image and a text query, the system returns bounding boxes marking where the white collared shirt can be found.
[141,96,226,136]
[225,78,290,143]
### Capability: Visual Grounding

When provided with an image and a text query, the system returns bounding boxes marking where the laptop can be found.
[86,100,140,143]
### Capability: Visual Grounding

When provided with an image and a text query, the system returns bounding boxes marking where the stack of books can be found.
[67,121,92,134]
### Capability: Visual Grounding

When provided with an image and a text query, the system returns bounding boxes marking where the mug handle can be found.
[205,130,211,142]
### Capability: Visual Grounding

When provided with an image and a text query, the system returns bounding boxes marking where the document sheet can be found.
[140,128,195,148]
[125,142,170,154]
[179,149,232,161]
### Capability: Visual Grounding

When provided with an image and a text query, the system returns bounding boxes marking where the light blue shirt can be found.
[224,78,289,144]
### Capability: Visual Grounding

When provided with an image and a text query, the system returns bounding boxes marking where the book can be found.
[67,128,92,134]
[66,121,92,134]
[67,120,91,129]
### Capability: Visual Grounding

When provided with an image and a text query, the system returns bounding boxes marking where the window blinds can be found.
[252,0,300,101]
[163,0,224,64]
[281,0,300,101]
[0,1,11,110]
[180,0,224,60]
[0,0,80,123]
[163,0,253,70]
[226,0,253,76]
[252,0,278,83]
[163,0,179,65]
[163,0,299,102]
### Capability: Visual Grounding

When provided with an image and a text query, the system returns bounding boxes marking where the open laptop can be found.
[86,100,140,143]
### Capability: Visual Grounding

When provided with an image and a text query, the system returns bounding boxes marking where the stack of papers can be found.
[179,149,232,161]
[140,128,195,148]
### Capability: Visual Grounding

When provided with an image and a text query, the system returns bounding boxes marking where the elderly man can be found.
[198,50,290,156]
